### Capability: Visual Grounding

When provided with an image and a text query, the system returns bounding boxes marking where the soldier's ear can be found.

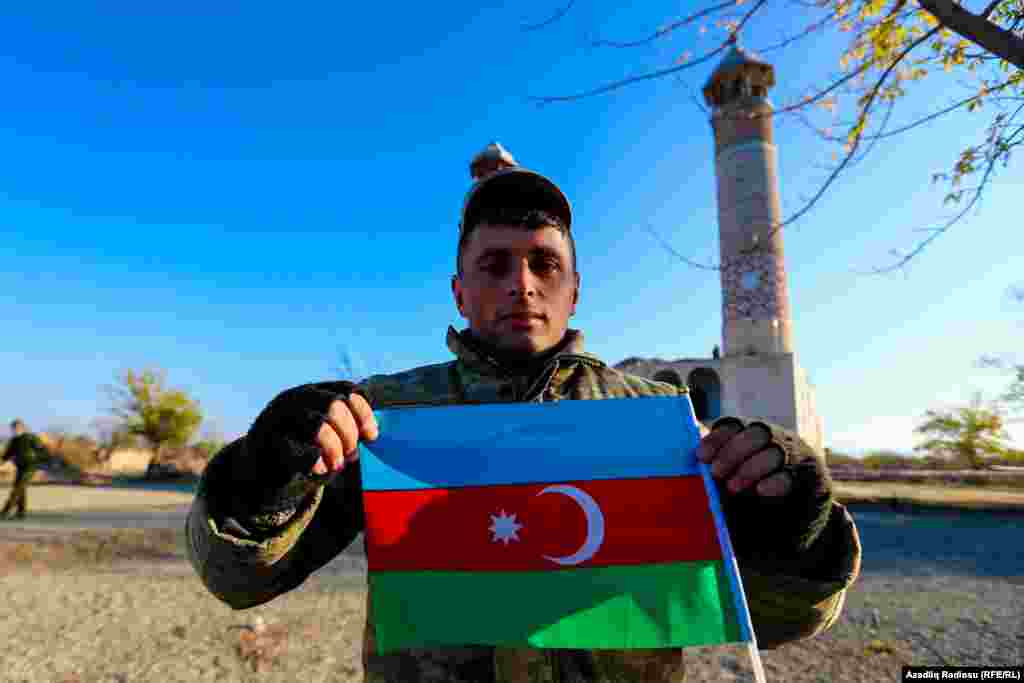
[452,275,466,316]
[571,272,580,312]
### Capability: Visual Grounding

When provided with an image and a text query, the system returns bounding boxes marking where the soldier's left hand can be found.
[697,418,790,498]
[696,417,834,558]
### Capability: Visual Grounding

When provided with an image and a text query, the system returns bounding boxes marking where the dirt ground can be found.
[0,482,1020,682]
[835,480,1024,510]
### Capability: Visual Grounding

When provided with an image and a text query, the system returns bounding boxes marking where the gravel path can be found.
[0,485,1020,681]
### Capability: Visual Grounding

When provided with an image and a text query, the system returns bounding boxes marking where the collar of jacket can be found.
[445,326,605,379]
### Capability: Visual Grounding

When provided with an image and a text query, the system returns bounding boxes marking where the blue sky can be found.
[2,4,1021,454]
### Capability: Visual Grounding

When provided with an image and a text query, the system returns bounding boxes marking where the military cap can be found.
[460,142,572,234]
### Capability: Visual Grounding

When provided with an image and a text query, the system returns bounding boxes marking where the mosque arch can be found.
[687,368,722,422]
[652,369,685,388]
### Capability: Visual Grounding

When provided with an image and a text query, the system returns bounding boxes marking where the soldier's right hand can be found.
[311,394,378,475]
[246,381,378,485]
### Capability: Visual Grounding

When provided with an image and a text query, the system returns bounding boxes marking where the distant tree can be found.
[861,449,912,468]
[90,416,145,458]
[914,393,1014,468]
[193,424,227,460]
[999,363,1024,412]
[103,368,203,464]
[527,0,1023,272]
[977,282,1023,422]
[824,447,862,466]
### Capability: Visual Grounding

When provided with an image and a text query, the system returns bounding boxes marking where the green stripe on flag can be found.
[369,561,742,653]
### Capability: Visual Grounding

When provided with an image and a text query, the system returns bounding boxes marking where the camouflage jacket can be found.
[186,326,862,683]
[2,433,49,471]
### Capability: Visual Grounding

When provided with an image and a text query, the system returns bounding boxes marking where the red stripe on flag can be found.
[364,476,722,572]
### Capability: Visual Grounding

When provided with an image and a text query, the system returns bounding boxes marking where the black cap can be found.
[460,165,572,234]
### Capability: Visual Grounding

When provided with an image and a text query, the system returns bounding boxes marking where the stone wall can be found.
[103,448,155,476]
[721,354,796,428]
[793,362,825,455]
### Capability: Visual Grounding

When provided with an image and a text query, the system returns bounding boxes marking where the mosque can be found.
[471,39,824,452]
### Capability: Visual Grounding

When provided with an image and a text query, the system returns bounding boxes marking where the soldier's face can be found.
[453,223,579,355]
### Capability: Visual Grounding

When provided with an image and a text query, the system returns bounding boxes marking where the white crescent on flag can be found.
[537,484,606,566]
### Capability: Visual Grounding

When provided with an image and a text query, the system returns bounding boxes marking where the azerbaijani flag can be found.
[358,395,756,654]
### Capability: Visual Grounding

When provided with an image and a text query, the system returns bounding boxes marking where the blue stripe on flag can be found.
[700,461,757,645]
[359,395,701,491]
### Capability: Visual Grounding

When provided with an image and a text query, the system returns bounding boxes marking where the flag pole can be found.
[701,461,769,683]
[748,641,767,683]
[680,395,768,682]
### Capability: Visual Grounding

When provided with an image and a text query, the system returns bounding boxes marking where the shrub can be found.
[824,448,861,467]
[861,451,911,469]
[43,433,103,479]
[193,439,226,460]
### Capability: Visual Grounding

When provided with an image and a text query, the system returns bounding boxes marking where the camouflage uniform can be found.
[186,326,861,682]
[2,432,49,518]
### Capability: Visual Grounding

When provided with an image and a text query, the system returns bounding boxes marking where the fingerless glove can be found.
[711,418,835,561]
[231,380,369,516]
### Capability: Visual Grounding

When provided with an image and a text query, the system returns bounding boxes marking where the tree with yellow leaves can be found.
[526,0,1022,272]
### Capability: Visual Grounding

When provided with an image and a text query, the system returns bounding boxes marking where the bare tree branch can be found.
[690,91,711,116]
[982,0,1004,19]
[865,168,989,273]
[918,0,1024,69]
[712,56,875,123]
[1009,283,1024,304]
[654,31,923,270]
[728,0,771,40]
[527,0,1021,273]
[530,45,731,104]
[643,224,720,270]
[745,25,943,253]
[645,7,942,268]
[741,2,924,120]
[522,0,577,32]
[819,78,1018,143]
[530,0,770,105]
[851,97,898,165]
[865,104,1023,272]
[591,1,737,48]
[783,0,833,9]
[755,13,840,54]
[964,51,1014,59]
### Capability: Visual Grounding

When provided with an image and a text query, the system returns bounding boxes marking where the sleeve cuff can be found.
[738,502,862,647]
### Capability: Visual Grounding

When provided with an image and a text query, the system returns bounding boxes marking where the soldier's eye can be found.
[481,262,507,277]
[532,259,560,275]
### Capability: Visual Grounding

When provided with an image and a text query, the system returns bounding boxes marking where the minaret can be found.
[470,142,519,181]
[703,37,793,357]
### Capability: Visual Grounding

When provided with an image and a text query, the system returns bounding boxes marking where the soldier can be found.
[186,144,861,682]
[2,419,51,519]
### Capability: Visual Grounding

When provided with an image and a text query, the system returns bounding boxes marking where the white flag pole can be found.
[683,397,768,683]
[748,641,768,683]
[703,465,769,683]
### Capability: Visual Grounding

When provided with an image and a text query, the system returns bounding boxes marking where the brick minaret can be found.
[703,38,793,357]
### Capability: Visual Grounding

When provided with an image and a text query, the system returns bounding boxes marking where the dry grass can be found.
[0,478,1018,680]
[0,528,183,575]
[834,480,1024,510]
[0,560,1016,682]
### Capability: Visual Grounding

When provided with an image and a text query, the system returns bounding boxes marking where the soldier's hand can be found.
[247,381,378,487]
[696,416,834,557]
[697,418,790,497]
[311,394,379,475]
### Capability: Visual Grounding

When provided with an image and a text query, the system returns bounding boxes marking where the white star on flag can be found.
[488,509,523,545]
